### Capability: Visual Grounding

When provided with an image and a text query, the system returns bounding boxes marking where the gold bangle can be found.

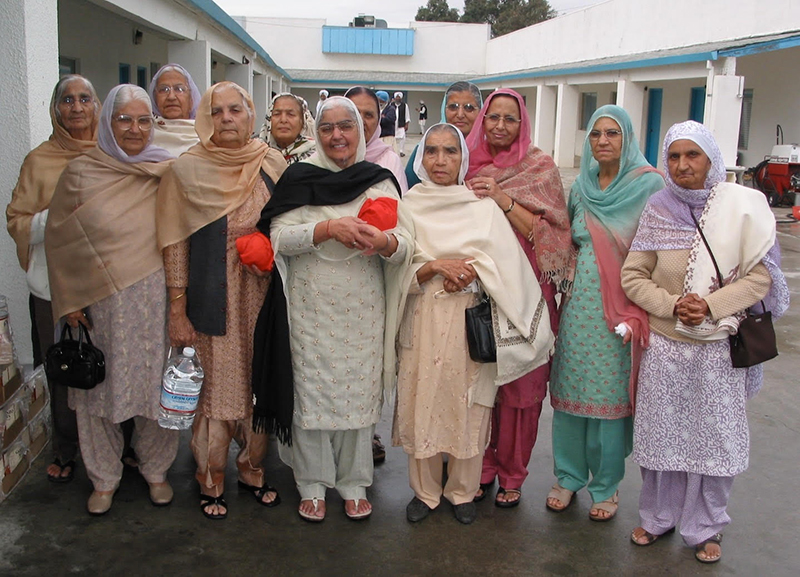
[503,199,515,214]
[170,292,186,303]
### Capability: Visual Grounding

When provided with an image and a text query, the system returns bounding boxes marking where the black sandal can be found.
[238,481,281,507]
[695,533,723,563]
[473,481,495,503]
[47,459,75,484]
[630,526,676,546]
[495,487,522,508]
[200,494,228,520]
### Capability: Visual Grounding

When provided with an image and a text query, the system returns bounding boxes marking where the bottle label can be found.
[160,390,200,413]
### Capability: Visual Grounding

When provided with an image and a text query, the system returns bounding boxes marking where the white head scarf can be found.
[147,64,202,119]
[97,85,174,163]
[308,96,366,172]
[412,123,469,185]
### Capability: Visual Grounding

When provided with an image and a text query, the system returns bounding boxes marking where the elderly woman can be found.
[465,88,570,508]
[394,123,554,525]
[621,121,788,563]
[253,96,413,522]
[345,86,408,195]
[405,81,483,188]
[258,93,316,165]
[45,84,177,515]
[157,82,286,520]
[6,74,100,484]
[546,105,664,520]
[148,64,202,156]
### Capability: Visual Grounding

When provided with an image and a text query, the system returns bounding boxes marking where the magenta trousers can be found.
[480,401,544,489]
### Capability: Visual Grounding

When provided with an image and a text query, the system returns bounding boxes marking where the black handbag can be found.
[691,213,778,368]
[465,293,497,363]
[45,323,106,389]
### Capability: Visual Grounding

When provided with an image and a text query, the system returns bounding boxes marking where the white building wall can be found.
[486,0,800,74]
[240,18,489,75]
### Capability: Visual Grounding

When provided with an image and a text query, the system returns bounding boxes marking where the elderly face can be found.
[56,79,96,137]
[270,96,304,148]
[483,95,522,153]
[589,117,623,168]
[210,87,252,149]
[111,100,153,156]
[444,90,480,136]
[422,129,462,186]
[667,139,712,190]
[318,106,359,169]
[348,93,379,143]
[154,70,192,120]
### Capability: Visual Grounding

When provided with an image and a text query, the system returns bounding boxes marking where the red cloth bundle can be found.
[236,232,274,272]
[358,197,398,231]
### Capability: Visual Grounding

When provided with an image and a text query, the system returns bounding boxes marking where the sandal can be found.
[695,533,723,564]
[238,480,281,507]
[344,498,372,520]
[495,487,522,509]
[546,484,574,512]
[200,494,227,520]
[298,498,325,523]
[372,434,386,464]
[47,459,75,484]
[589,491,619,521]
[630,526,675,546]
[473,480,495,503]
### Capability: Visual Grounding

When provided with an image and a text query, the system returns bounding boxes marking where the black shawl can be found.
[251,160,399,444]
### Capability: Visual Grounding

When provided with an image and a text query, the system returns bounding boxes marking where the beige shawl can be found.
[45,147,172,319]
[157,82,286,248]
[401,181,555,387]
[151,118,200,157]
[6,104,98,271]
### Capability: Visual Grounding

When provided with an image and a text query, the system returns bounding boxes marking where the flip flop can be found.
[47,459,75,484]
[589,491,619,521]
[200,494,227,520]
[298,498,325,523]
[344,498,372,520]
[238,480,281,507]
[695,533,723,563]
[495,487,522,508]
[546,484,574,512]
[630,526,675,546]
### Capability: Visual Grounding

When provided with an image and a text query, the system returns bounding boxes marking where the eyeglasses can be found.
[318,120,357,136]
[61,96,93,106]
[446,103,479,114]
[155,84,188,95]
[588,129,622,140]
[484,114,521,126]
[113,115,154,130]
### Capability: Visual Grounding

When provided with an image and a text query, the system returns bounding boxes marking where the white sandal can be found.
[345,498,372,520]
[298,497,325,522]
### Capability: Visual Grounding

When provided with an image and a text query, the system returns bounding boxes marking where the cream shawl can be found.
[401,181,555,387]
[45,147,172,319]
[151,118,199,157]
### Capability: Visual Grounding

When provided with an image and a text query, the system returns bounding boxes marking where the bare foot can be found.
[46,461,73,480]
[631,527,658,545]
[299,498,326,520]
[258,488,279,505]
[590,506,612,519]
[547,496,566,509]
[344,498,372,518]
[496,489,521,505]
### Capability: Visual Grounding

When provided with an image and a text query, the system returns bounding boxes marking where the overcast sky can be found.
[214,0,603,27]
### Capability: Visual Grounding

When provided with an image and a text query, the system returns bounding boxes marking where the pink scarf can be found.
[364,122,393,163]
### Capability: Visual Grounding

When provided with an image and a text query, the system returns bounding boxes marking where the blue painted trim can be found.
[718,34,800,57]
[471,51,718,84]
[182,0,291,79]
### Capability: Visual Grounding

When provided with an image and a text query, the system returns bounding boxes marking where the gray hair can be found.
[51,75,100,124]
[112,84,153,116]
[212,82,254,120]
[426,123,462,152]
[444,81,483,108]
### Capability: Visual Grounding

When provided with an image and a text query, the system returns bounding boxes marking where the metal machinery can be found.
[751,143,800,207]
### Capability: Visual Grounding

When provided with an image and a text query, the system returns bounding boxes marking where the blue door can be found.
[689,86,706,122]
[645,88,663,166]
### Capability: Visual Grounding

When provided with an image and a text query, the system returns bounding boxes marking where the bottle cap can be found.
[183,347,196,357]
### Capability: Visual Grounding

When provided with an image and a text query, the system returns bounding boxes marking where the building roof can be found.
[285,69,475,88]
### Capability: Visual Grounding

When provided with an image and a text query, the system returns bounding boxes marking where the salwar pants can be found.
[76,409,179,492]
[291,424,374,501]
[191,414,268,498]
[481,401,543,490]
[551,410,632,503]
[30,295,78,464]
[410,410,491,509]
[638,467,734,546]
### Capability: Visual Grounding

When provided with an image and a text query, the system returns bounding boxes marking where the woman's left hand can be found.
[356,224,394,256]
[675,293,709,326]
[241,263,270,277]
[467,176,506,206]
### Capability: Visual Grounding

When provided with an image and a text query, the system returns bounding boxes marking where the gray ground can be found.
[1,156,798,576]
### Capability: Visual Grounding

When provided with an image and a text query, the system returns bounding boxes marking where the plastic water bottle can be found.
[158,347,204,430]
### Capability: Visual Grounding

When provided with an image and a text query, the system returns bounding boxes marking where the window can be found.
[119,64,131,85]
[150,62,161,80]
[580,92,598,130]
[689,87,706,123]
[738,89,754,150]
[137,66,147,89]
[59,57,77,76]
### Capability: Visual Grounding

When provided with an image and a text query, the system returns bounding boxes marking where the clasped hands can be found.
[675,293,709,326]
[328,216,393,255]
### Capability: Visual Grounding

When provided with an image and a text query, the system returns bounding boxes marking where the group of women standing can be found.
[6,71,787,565]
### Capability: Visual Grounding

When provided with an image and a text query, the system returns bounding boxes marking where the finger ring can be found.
[352,241,357,247]
[459,274,466,280]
